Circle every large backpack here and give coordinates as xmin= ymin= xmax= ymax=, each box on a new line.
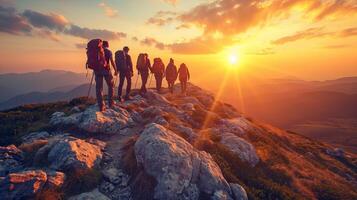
xmin=136 ymin=53 xmax=146 ymax=71
xmin=179 ymin=63 xmax=188 ymax=80
xmin=153 ymin=58 xmax=164 ymax=74
xmin=115 ymin=50 xmax=124 ymax=71
xmin=86 ymin=39 xmax=106 ymax=71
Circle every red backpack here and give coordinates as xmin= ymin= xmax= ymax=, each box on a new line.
xmin=86 ymin=39 xmax=106 ymax=71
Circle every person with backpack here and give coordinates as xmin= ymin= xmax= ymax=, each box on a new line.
xmin=165 ymin=58 xmax=178 ymax=94
xmin=136 ymin=53 xmax=152 ymax=95
xmin=115 ymin=46 xmax=133 ymax=101
xmin=152 ymin=58 xmax=165 ymax=92
xmin=178 ymin=63 xmax=190 ymax=95
xmin=86 ymin=39 xmax=115 ymax=112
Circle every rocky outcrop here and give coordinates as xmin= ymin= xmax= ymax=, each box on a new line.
xmin=47 ymin=138 xmax=103 ymax=171
xmin=218 ymin=117 xmax=254 ymax=135
xmin=21 ymin=131 xmax=50 ymax=144
xmin=220 ymin=133 xmax=259 ymax=166
xmin=34 ymin=136 xmax=103 ymax=171
xmin=0 ymin=170 xmax=47 ymax=200
xmin=0 ymin=145 xmax=23 ymax=176
xmin=135 ymin=123 xmax=245 ymax=199
xmin=50 ymin=105 xmax=133 ymax=134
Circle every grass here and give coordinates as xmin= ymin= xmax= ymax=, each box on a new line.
xmin=121 ymin=136 xmax=156 ymax=200
xmin=0 ymin=97 xmax=95 ymax=146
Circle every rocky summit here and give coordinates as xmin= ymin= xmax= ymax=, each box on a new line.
xmin=0 ymin=83 xmax=356 ymax=200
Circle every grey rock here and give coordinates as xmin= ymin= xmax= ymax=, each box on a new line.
xmin=220 ymin=133 xmax=259 ymax=166
xmin=211 ymin=190 xmax=233 ymax=200
xmin=68 ymin=188 xmax=110 ymax=200
xmin=230 ymin=183 xmax=248 ymax=200
xmin=46 ymin=138 xmax=103 ymax=171
xmin=0 ymin=145 xmax=23 ymax=176
xmin=0 ymin=170 xmax=47 ymax=200
xmin=71 ymin=106 xmax=81 ymax=113
xmin=135 ymin=123 xmax=234 ymax=199
xmin=21 ymin=131 xmax=50 ymax=144
xmin=99 ymin=181 xmax=115 ymax=193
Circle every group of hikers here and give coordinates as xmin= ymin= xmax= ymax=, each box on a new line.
xmin=86 ymin=39 xmax=190 ymax=111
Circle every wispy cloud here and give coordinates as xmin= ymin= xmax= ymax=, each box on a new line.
xmin=140 ymin=37 xmax=166 ymax=50
xmin=0 ymin=6 xmax=127 ymax=43
xmin=146 ymin=11 xmax=177 ymax=26
xmin=98 ymin=2 xmax=119 ymax=18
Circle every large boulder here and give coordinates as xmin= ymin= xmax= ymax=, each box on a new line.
xmin=229 ymin=183 xmax=248 ymax=200
xmin=135 ymin=123 xmax=236 ymax=199
xmin=0 ymin=145 xmax=23 ymax=176
xmin=50 ymin=105 xmax=133 ymax=134
xmin=0 ymin=170 xmax=47 ymax=200
xmin=47 ymin=138 xmax=103 ymax=171
xmin=21 ymin=131 xmax=50 ymax=144
xmin=218 ymin=117 xmax=255 ymax=135
xmin=220 ymin=133 xmax=259 ymax=166
xmin=34 ymin=137 xmax=103 ymax=171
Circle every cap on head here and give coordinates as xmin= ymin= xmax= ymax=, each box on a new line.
xmin=123 ymin=46 xmax=129 ymax=52
xmin=103 ymin=41 xmax=109 ymax=48
xmin=170 ymin=58 xmax=174 ymax=62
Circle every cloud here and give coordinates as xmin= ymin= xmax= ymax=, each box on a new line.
xmin=168 ymin=36 xmax=232 ymax=54
xmin=339 ymin=27 xmax=357 ymax=37
xmin=140 ymin=37 xmax=166 ymax=50
xmin=147 ymin=0 xmax=357 ymax=54
xmin=131 ymin=36 xmax=139 ymax=41
xmin=162 ymin=0 xmax=179 ymax=5
xmin=245 ymin=48 xmax=275 ymax=55
xmin=98 ymin=2 xmax=118 ymax=18
xmin=147 ymin=11 xmax=177 ymax=26
xmin=22 ymin=9 xmax=69 ymax=31
xmin=0 ymin=6 xmax=127 ymax=44
xmin=272 ymin=27 xmax=329 ymax=45
xmin=323 ymin=44 xmax=350 ymax=49
xmin=64 ymin=25 xmax=126 ymax=40
xmin=0 ymin=6 xmax=32 ymax=34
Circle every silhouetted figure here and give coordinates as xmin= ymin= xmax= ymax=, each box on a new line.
xmin=178 ymin=63 xmax=190 ymax=95
xmin=165 ymin=58 xmax=178 ymax=94
xmin=152 ymin=58 xmax=165 ymax=92
xmin=86 ymin=39 xmax=115 ymax=111
xmin=115 ymin=46 xmax=133 ymax=101
xmin=137 ymin=53 xmax=152 ymax=95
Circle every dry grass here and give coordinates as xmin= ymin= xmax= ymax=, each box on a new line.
xmin=121 ymin=136 xmax=156 ymax=200
xmin=35 ymin=188 xmax=64 ymax=200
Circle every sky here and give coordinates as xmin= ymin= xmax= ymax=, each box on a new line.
xmin=0 ymin=0 xmax=356 ymax=81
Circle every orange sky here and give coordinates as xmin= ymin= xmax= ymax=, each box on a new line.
xmin=0 ymin=0 xmax=356 ymax=81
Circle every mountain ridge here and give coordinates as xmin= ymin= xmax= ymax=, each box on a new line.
xmin=0 ymin=83 xmax=356 ymax=200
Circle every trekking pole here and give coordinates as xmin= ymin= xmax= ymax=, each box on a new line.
xmin=87 ymin=72 xmax=94 ymax=98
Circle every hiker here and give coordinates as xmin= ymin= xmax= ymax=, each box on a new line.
xmin=86 ymin=39 xmax=115 ymax=111
xmin=165 ymin=58 xmax=178 ymax=93
xmin=115 ymin=46 xmax=133 ymax=101
xmin=178 ymin=63 xmax=190 ymax=95
xmin=152 ymin=58 xmax=165 ymax=92
xmin=136 ymin=53 xmax=152 ymax=95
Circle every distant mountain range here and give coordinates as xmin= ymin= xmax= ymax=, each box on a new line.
xmin=0 ymin=70 xmax=88 ymax=102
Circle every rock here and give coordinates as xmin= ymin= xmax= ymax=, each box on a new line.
xmin=0 ymin=145 xmax=23 ymax=176
xmin=218 ymin=117 xmax=253 ymax=135
xmin=181 ymin=103 xmax=195 ymax=112
xmin=230 ymin=183 xmax=248 ymax=200
xmin=146 ymin=90 xmax=171 ymax=105
xmin=171 ymin=123 xmax=197 ymax=142
xmin=220 ymin=133 xmax=259 ymax=166
xmin=326 ymin=148 xmax=345 ymax=158
xmin=21 ymin=131 xmax=50 ymax=144
xmin=68 ymin=188 xmax=110 ymax=200
xmin=141 ymin=106 xmax=165 ymax=119
xmin=102 ymin=168 xmax=121 ymax=184
xmin=180 ymin=183 xmax=199 ymax=200
xmin=46 ymin=138 xmax=103 ymax=171
xmin=110 ymin=186 xmax=132 ymax=200
xmin=71 ymin=106 xmax=81 ymax=113
xmin=211 ymin=190 xmax=233 ymax=200
xmin=99 ymin=181 xmax=115 ymax=193
xmin=135 ymin=123 xmax=234 ymax=199
xmin=50 ymin=105 xmax=132 ymax=134
xmin=46 ymin=171 xmax=65 ymax=188
xmin=0 ymin=170 xmax=47 ymax=200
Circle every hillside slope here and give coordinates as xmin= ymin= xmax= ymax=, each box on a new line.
xmin=0 ymin=83 xmax=356 ymax=200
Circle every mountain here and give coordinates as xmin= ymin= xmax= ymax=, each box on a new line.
xmin=0 ymin=70 xmax=88 ymax=102
xmin=0 ymin=84 xmax=93 ymax=111
xmin=0 ymin=83 xmax=356 ymax=200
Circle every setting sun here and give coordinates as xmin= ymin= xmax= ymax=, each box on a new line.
xmin=229 ymin=54 xmax=239 ymax=65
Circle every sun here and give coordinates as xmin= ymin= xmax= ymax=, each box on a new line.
xmin=229 ymin=54 xmax=239 ymax=65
